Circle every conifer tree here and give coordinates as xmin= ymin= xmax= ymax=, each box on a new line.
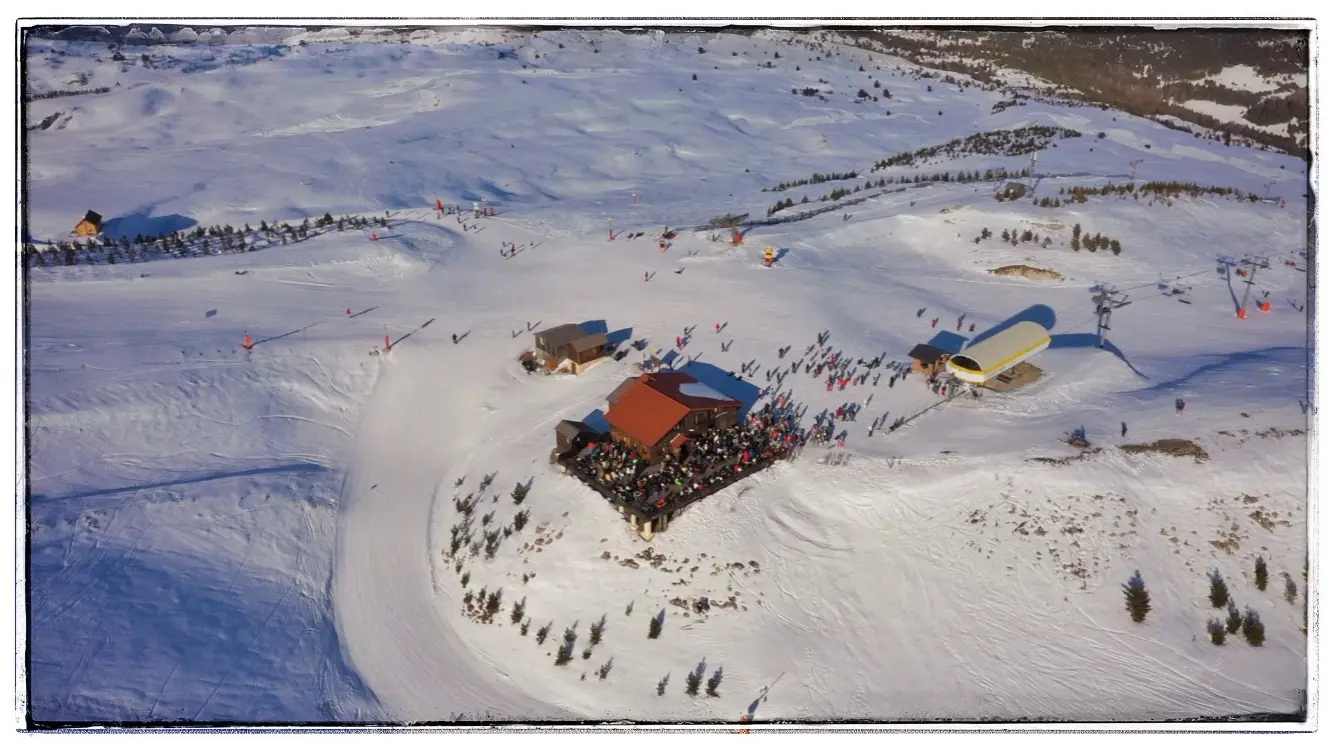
xmin=706 ymin=667 xmax=724 ymax=697
xmin=511 ymin=482 xmax=528 ymax=504
xmin=1209 ymin=569 xmax=1230 ymax=608
xmin=1226 ymin=599 xmax=1242 ymax=633
xmin=1284 ymin=573 xmax=1299 ymax=604
xmin=512 ymin=509 xmax=529 ymax=532
xmin=510 ymin=596 xmax=526 ymax=625
xmin=1206 ymin=618 xmax=1226 ymax=645
xmin=1123 ymin=570 xmax=1151 ymax=623
xmin=1254 ymin=556 xmax=1268 ymax=591
xmin=685 ymin=666 xmax=703 ymax=696
xmin=589 ymin=614 xmax=607 ymax=646
xmin=648 ymin=612 xmax=663 ymax=639
xmin=1241 ymin=608 xmax=1265 ymax=646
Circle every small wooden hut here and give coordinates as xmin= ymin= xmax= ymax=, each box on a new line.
xmin=73 ymin=211 xmax=102 ymax=237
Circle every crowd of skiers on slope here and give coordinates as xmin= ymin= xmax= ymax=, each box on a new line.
xmin=566 ymin=406 xmax=806 ymax=511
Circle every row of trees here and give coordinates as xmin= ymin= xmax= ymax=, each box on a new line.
xmin=975 ymin=227 xmax=1053 ymax=249
xmin=768 ymin=167 xmax=1034 ymax=217
xmin=869 ymin=126 xmax=1082 ymax=172
xmin=764 ymin=170 xmax=860 ymax=193
xmin=24 ymin=212 xmax=391 ymax=269
xmin=24 ymin=85 xmax=110 ymax=101
xmin=1070 ymin=223 xmax=1123 ymax=255
xmin=1059 ymin=181 xmax=1264 ymax=204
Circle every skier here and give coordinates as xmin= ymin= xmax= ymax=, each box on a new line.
xmin=1121 ymin=421 xmax=1128 ymax=437
xmin=451 ymin=333 xmax=458 ymax=345
xmin=931 ymin=318 xmax=939 ymax=328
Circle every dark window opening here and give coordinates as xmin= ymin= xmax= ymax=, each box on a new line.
xmin=950 ymin=355 xmax=983 ymax=372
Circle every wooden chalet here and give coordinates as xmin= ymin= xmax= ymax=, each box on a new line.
xmin=533 ymin=323 xmax=611 ymax=374
xmin=908 ymin=342 xmax=950 ymax=377
xmin=73 ymin=210 xmax=102 ymax=237
xmin=603 ymin=370 xmax=741 ymax=462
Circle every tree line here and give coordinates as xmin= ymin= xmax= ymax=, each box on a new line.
xmin=24 ymin=212 xmax=390 ymax=268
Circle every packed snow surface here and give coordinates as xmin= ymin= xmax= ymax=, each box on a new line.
xmin=24 ymin=28 xmax=1310 ymax=723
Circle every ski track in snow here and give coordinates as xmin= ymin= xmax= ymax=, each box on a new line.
xmin=22 ymin=28 xmax=1310 ymax=723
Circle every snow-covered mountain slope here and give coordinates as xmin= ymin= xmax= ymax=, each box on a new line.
xmin=22 ymin=28 xmax=1311 ymax=723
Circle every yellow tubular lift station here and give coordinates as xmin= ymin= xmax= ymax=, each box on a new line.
xmin=945 ymin=321 xmax=1051 ymax=384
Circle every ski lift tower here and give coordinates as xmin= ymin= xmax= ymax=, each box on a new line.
xmin=1092 ymin=283 xmax=1132 ymax=349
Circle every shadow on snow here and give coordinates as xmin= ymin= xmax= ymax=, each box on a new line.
xmin=31 ymin=462 xmax=327 ymax=503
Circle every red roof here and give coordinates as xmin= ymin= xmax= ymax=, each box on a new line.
xmin=604 ymin=371 xmax=741 ymax=449
xmin=605 ymin=377 xmax=691 ymax=449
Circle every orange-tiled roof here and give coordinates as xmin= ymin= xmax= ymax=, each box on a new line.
xmin=605 ymin=376 xmax=691 ymax=449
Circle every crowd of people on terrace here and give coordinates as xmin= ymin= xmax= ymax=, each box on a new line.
xmin=566 ymin=403 xmax=806 ymax=511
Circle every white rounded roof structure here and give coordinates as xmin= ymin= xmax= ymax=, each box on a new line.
xmin=945 ymin=321 xmax=1051 ymax=384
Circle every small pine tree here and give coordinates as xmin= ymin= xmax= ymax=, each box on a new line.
xmin=1206 ymin=618 xmax=1227 ymax=645
xmin=535 ymin=621 xmax=552 ymax=645
xmin=657 ymin=674 xmax=669 ymax=696
xmin=706 ymin=667 xmax=724 ymax=697
xmin=685 ymin=668 xmax=702 ymax=696
xmin=510 ymin=596 xmax=527 ymax=625
xmin=589 ymin=614 xmax=607 ymax=646
xmin=555 ymin=644 xmax=573 ymax=666
xmin=597 ymin=657 xmax=614 ymax=680
xmin=1285 ymin=573 xmax=1299 ymax=604
xmin=1209 ymin=569 xmax=1230 ymax=608
xmin=648 ymin=612 xmax=663 ymax=639
xmin=1241 ymin=608 xmax=1265 ymax=646
xmin=1226 ymin=599 xmax=1242 ymax=633
xmin=460 ymin=571 xmax=470 ymax=587
xmin=1123 ymin=570 xmax=1151 ymax=623
xmin=582 ymin=648 xmax=592 ymax=660
xmin=1254 ymin=556 xmax=1268 ymax=591
xmin=520 ymin=618 xmax=531 ymax=636
xmin=512 ymin=509 xmax=529 ymax=532
xmin=511 ymin=482 xmax=528 ymax=504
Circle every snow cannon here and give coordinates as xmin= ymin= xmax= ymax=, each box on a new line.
xmin=1237 ymin=308 xmax=1248 ymax=319
xmin=1259 ymin=300 xmax=1272 ymax=313
xmin=242 ymin=333 xmax=253 ymax=350
xmin=763 ymin=247 xmax=775 ymax=267
xmin=731 ymin=227 xmax=744 ymax=246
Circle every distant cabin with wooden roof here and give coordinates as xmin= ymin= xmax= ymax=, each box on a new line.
xmin=533 ymin=323 xmax=611 ymax=374
xmin=908 ymin=342 xmax=950 ymax=377
xmin=603 ymin=370 xmax=741 ymax=461
xmin=73 ymin=211 xmax=102 ymax=237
